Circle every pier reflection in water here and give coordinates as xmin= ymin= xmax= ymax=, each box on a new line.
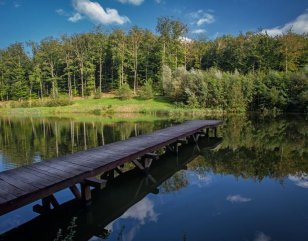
xmin=0 ymin=115 xmax=307 ymax=241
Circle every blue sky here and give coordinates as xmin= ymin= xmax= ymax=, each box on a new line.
xmin=0 ymin=0 xmax=307 ymax=48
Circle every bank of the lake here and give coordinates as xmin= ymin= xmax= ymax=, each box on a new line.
xmin=0 ymin=96 xmax=226 ymax=116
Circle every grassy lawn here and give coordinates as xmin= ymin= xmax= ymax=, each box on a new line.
xmin=0 ymin=95 xmax=224 ymax=117
xmin=73 ymin=96 xmax=174 ymax=112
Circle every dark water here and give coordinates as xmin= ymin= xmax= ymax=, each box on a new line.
xmin=0 ymin=114 xmax=307 ymax=241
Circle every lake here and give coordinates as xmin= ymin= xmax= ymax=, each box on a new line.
xmin=0 ymin=114 xmax=307 ymax=241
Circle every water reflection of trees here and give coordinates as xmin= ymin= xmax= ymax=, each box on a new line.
xmin=0 ymin=116 xmax=167 ymax=169
xmin=198 ymin=115 xmax=307 ymax=181
xmin=0 ymin=115 xmax=306 ymax=181
xmin=160 ymin=115 xmax=307 ymax=192
xmin=160 ymin=171 xmax=189 ymax=193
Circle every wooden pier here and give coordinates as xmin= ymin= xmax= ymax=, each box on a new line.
xmin=0 ymin=120 xmax=222 ymax=216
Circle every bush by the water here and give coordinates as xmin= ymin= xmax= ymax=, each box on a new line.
xmin=139 ymin=79 xmax=154 ymax=99
xmin=45 ymin=97 xmax=72 ymax=107
xmin=10 ymin=96 xmax=72 ymax=108
xmin=161 ymin=65 xmax=308 ymax=113
xmin=117 ymin=83 xmax=133 ymax=100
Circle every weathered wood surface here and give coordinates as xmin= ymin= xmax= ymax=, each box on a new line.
xmin=0 ymin=120 xmax=222 ymax=216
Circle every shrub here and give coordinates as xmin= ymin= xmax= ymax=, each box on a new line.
xmin=139 ymin=79 xmax=154 ymax=99
xmin=10 ymin=101 xmax=29 ymax=108
xmin=93 ymin=91 xmax=102 ymax=99
xmin=185 ymin=89 xmax=200 ymax=108
xmin=45 ymin=97 xmax=72 ymax=107
xmin=116 ymin=83 xmax=133 ymax=100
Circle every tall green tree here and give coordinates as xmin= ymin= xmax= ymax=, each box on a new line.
xmin=36 ymin=37 xmax=62 ymax=98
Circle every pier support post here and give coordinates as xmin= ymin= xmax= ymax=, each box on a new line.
xmin=192 ymin=133 xmax=200 ymax=143
xmin=81 ymin=183 xmax=91 ymax=202
xmin=100 ymin=170 xmax=115 ymax=181
xmin=85 ymin=178 xmax=106 ymax=190
xmin=33 ymin=194 xmax=59 ymax=214
xmin=70 ymin=185 xmax=81 ymax=199
xmin=133 ymin=153 xmax=157 ymax=173
xmin=166 ymin=143 xmax=179 ymax=154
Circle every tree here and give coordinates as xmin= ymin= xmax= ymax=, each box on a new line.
xmin=92 ymin=27 xmax=107 ymax=93
xmin=12 ymin=60 xmax=29 ymax=100
xmin=71 ymin=34 xmax=90 ymax=97
xmin=0 ymin=43 xmax=30 ymax=100
xmin=62 ymin=35 xmax=74 ymax=99
xmin=139 ymin=78 xmax=154 ymax=99
xmin=109 ymin=30 xmax=127 ymax=88
xmin=36 ymin=37 xmax=62 ymax=98
xmin=29 ymin=64 xmax=43 ymax=99
xmin=128 ymin=26 xmax=143 ymax=94
xmin=278 ymin=31 xmax=306 ymax=72
xmin=156 ymin=17 xmax=188 ymax=69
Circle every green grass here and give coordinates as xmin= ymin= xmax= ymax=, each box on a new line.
xmin=0 ymin=96 xmax=225 ymax=116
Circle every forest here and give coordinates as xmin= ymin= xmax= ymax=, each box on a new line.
xmin=0 ymin=17 xmax=307 ymax=112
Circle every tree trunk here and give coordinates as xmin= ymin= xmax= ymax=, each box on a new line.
xmin=121 ymin=55 xmax=124 ymax=86
xmin=66 ymin=55 xmax=73 ymax=100
xmin=175 ymin=48 xmax=178 ymax=68
xmin=134 ymin=47 xmax=138 ymax=94
xmin=99 ymin=56 xmax=102 ymax=93
xmin=285 ymin=46 xmax=288 ymax=73
xmin=29 ymin=84 xmax=32 ymax=107
xmin=40 ymin=80 xmax=43 ymax=99
xmin=50 ymin=64 xmax=56 ymax=99
xmin=73 ymin=71 xmax=77 ymax=96
xmin=80 ymin=62 xmax=84 ymax=98
xmin=163 ymin=41 xmax=166 ymax=65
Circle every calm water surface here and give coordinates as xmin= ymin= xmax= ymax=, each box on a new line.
xmin=0 ymin=114 xmax=307 ymax=241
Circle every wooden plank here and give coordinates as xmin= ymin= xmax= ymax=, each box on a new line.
xmin=42 ymin=160 xmax=87 ymax=175
xmin=39 ymin=161 xmax=81 ymax=176
xmin=27 ymin=163 xmax=72 ymax=179
xmin=22 ymin=166 xmax=65 ymax=182
xmin=6 ymin=169 xmax=51 ymax=188
xmin=0 ymin=172 xmax=38 ymax=193
xmin=25 ymin=165 xmax=64 ymax=179
xmin=0 ymin=179 xmax=26 ymax=199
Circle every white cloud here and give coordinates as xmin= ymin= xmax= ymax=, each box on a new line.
xmin=190 ymin=10 xmax=215 ymax=26
xmin=71 ymin=0 xmax=130 ymax=25
xmin=192 ymin=29 xmax=206 ymax=34
xmin=68 ymin=13 xmax=83 ymax=22
xmin=197 ymin=14 xmax=214 ymax=26
xmin=254 ymin=232 xmax=271 ymax=241
xmin=179 ymin=36 xmax=193 ymax=43
xmin=262 ymin=10 xmax=308 ymax=36
xmin=289 ymin=173 xmax=308 ymax=188
xmin=117 ymin=0 xmax=144 ymax=5
xmin=226 ymin=194 xmax=251 ymax=203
